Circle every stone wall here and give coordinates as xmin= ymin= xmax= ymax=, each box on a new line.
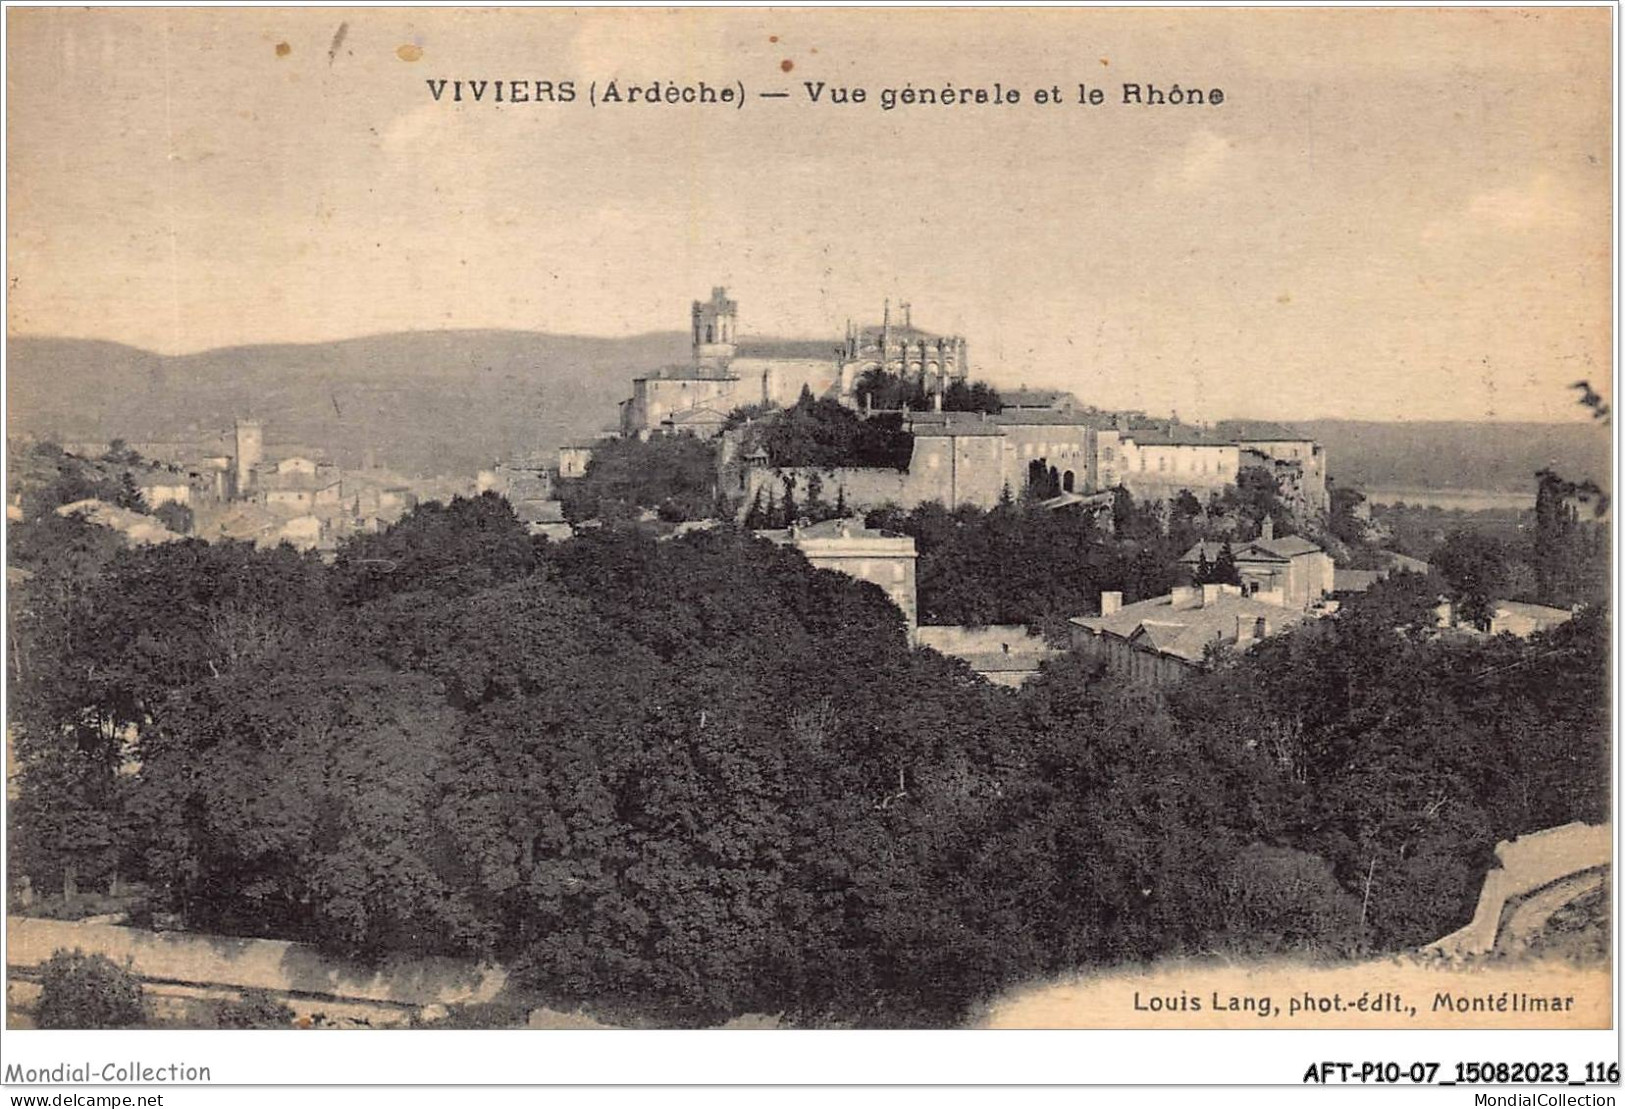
xmin=1425 ymin=822 xmax=1612 ymax=957
xmin=6 ymin=916 xmax=505 ymax=1026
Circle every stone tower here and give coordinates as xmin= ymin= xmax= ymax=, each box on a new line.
xmin=691 ymin=287 xmax=738 ymax=373
xmin=233 ymin=418 xmax=263 ymax=499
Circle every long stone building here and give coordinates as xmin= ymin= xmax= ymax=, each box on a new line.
xmin=616 ymin=287 xmax=1329 ymax=518
xmin=734 ymin=410 xmax=1327 ymax=517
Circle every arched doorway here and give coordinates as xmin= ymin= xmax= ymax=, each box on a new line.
xmin=1063 ymin=470 xmax=1075 ymax=493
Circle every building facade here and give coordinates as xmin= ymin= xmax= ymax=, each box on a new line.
xmin=754 ymin=517 xmax=918 ymax=639
xmin=621 ymin=288 xmax=969 ymax=438
xmin=1178 ymin=519 xmax=1335 ymax=611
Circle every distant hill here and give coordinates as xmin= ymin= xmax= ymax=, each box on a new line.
xmin=8 ymin=337 xmax=1610 ymax=494
xmin=1296 ymin=419 xmax=1612 ymax=495
xmin=6 ymin=331 xmax=690 ymax=477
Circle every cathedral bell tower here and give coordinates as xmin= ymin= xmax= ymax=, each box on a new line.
xmin=691 ymin=287 xmax=738 ymax=373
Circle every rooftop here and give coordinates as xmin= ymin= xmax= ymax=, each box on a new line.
xmin=1001 ymin=388 xmax=1079 ymax=409
xmin=1071 ymin=586 xmax=1311 ymax=664
xmin=1179 ymin=533 xmax=1325 ymax=565
xmin=755 ymin=517 xmax=915 ymax=547
xmin=1214 ymin=420 xmax=1310 ymax=442
xmin=1123 ymin=424 xmax=1231 ymax=447
xmin=733 ymin=338 xmax=845 ymax=361
xmin=993 ymin=410 xmax=1114 ymax=428
xmin=910 ymin=411 xmax=1005 ymax=437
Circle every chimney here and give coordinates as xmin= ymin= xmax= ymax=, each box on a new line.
xmin=1261 ymin=516 xmax=1275 ymax=541
xmin=1100 ymin=591 xmax=1122 ymax=616
xmin=1201 ymin=583 xmax=1222 ymax=606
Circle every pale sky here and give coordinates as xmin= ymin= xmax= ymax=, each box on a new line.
xmin=6 ymin=7 xmax=1613 ymax=422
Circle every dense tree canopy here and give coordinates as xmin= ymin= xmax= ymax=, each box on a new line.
xmin=739 ymin=391 xmax=915 ymax=471
xmin=6 ymin=479 xmax=1610 ymax=1027
xmin=557 ymin=436 xmax=723 ymax=524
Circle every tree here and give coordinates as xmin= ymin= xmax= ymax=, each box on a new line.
xmin=1193 ymin=548 xmax=1214 ymax=585
xmin=216 ymin=989 xmax=295 ymax=1029
xmin=556 ymin=437 xmax=719 ymax=524
xmin=153 ymin=501 xmax=193 ymax=535
xmin=1212 ymin=542 xmax=1240 ymax=586
xmin=114 ymin=471 xmax=146 ymax=512
xmin=780 ymin=474 xmax=799 ymax=525
xmin=1431 ymin=530 xmax=1513 ymax=629
xmin=34 ymin=949 xmax=145 ymax=1029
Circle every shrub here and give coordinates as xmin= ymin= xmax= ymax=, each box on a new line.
xmin=216 ymin=989 xmax=295 ymax=1029
xmin=1216 ymin=846 xmax=1366 ymax=958
xmin=34 ymin=948 xmax=145 ymax=1029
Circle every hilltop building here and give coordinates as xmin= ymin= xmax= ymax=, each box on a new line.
xmin=616 ymin=288 xmax=1330 ymax=521
xmin=1216 ymin=420 xmax=1329 ymax=515
xmin=621 ymin=288 xmax=970 ymax=438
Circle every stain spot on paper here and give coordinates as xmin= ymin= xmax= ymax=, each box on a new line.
xmin=397 ymin=44 xmax=424 ymax=62
xmin=1100 ymin=57 xmax=1110 ymax=66
xmin=274 ymin=42 xmax=291 ymax=58
xmin=769 ymin=35 xmax=779 ymax=43
xmin=1277 ymin=293 xmax=1292 ymax=304
xmin=780 ymin=58 xmax=794 ymax=72
xmin=327 ymin=22 xmax=348 ymax=65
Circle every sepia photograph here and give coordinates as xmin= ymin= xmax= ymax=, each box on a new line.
xmin=1 ymin=3 xmax=1616 ymax=1095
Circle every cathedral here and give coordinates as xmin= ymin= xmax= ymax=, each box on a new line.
xmin=619 ymin=288 xmax=970 ymax=438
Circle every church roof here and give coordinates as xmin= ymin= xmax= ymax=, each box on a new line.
xmin=855 ymin=324 xmax=948 ymax=345
xmin=733 ymin=339 xmax=844 ymax=361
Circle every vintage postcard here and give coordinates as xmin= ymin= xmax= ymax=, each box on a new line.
xmin=2 ymin=3 xmax=1615 ymax=1093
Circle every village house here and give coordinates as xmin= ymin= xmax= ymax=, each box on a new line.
xmin=1178 ymin=519 xmax=1335 ymax=611
xmin=754 ymin=517 xmax=918 ymax=639
xmin=1069 ymin=584 xmax=1314 ymax=686
xmin=557 ymin=443 xmax=595 ymax=478
xmin=131 ymin=470 xmax=193 ymax=509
